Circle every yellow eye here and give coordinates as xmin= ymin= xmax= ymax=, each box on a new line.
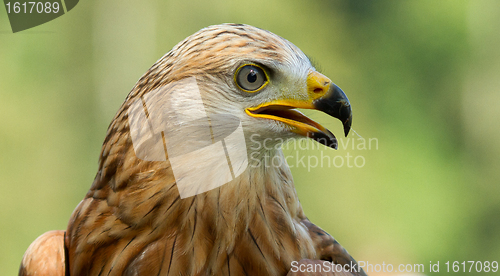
xmin=235 ymin=64 xmax=269 ymax=92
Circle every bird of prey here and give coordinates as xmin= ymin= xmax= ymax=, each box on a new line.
xmin=19 ymin=24 xmax=366 ymax=276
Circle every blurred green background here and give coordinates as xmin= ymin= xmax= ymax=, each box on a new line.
xmin=1 ymin=0 xmax=499 ymax=275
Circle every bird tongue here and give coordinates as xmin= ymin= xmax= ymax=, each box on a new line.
xmin=252 ymin=106 xmax=338 ymax=149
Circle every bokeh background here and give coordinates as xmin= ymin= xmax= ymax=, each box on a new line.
xmin=1 ymin=0 xmax=499 ymax=275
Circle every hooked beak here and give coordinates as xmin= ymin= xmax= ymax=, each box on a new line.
xmin=245 ymin=71 xmax=352 ymax=149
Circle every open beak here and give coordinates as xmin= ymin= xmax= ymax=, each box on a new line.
xmin=245 ymin=71 xmax=352 ymax=149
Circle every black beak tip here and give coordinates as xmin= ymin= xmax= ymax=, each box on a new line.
xmin=309 ymin=131 xmax=338 ymax=150
xmin=343 ymin=114 xmax=352 ymax=137
xmin=328 ymin=138 xmax=339 ymax=150
xmin=314 ymin=83 xmax=353 ymax=139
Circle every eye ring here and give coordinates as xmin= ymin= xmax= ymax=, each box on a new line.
xmin=234 ymin=64 xmax=269 ymax=93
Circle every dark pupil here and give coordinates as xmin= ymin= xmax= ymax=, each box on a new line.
xmin=247 ymin=70 xmax=258 ymax=83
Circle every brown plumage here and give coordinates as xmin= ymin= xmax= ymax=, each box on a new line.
xmin=19 ymin=24 xmax=365 ymax=276
xmin=19 ymin=230 xmax=66 ymax=276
